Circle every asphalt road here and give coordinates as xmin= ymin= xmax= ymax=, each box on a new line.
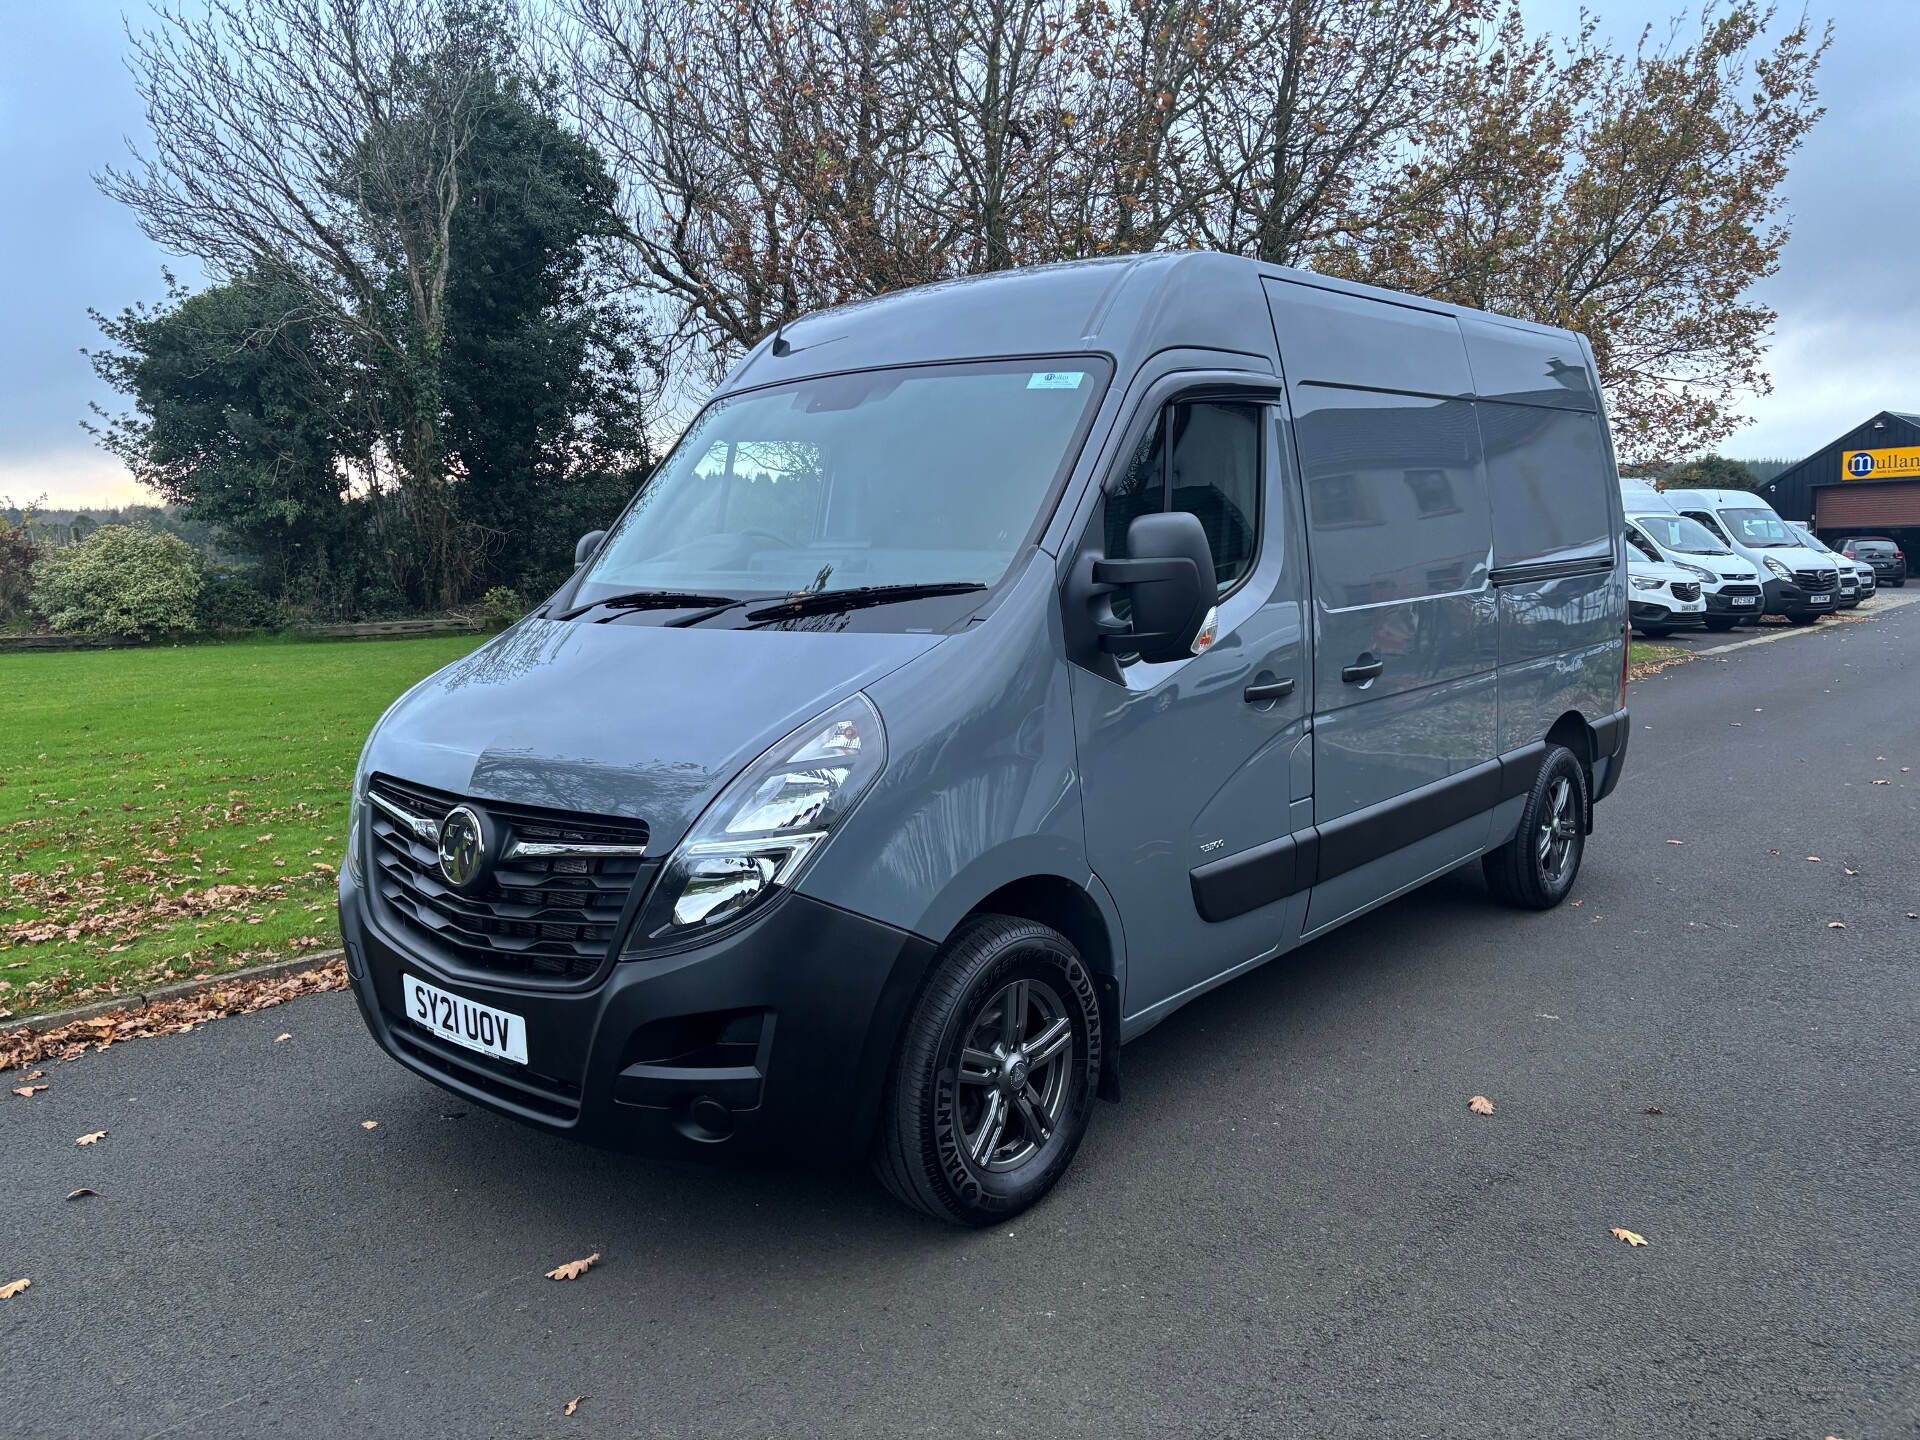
xmin=5 ymin=601 xmax=1918 ymax=1439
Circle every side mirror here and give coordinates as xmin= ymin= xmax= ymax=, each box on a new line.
xmin=1093 ymin=511 xmax=1215 ymax=663
xmin=574 ymin=530 xmax=607 ymax=567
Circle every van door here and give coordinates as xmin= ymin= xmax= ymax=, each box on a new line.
xmin=1264 ymin=280 xmax=1499 ymax=933
xmin=1066 ymin=377 xmax=1313 ymax=1027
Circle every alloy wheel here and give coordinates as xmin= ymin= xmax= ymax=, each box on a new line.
xmin=1537 ymin=775 xmax=1577 ymax=884
xmin=953 ymin=978 xmax=1074 ymax=1173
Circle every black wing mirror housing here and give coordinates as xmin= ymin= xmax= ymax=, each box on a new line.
xmin=574 ymin=530 xmax=608 ymax=567
xmin=1091 ymin=511 xmax=1215 ymax=664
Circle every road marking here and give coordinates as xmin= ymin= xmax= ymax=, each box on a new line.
xmin=1688 ymin=592 xmax=1920 ymax=658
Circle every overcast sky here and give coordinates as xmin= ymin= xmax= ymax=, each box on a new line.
xmin=4 ymin=0 xmax=1914 ymax=509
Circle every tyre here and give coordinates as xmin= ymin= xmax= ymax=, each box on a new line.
xmin=1788 ymin=613 xmax=1819 ymax=625
xmin=1634 ymin=624 xmax=1669 ymax=638
xmin=1483 ymin=744 xmax=1588 ymax=910
xmin=1894 ymin=578 xmax=1905 ymax=588
xmin=873 ymin=914 xmax=1102 ymax=1226
xmin=1703 ymin=616 xmax=1739 ymax=632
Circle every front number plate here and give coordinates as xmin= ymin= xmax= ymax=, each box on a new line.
xmin=402 ymin=973 xmax=528 ymax=1065
xmin=1809 ymin=593 xmax=1830 ymax=605
xmin=1731 ymin=595 xmax=1757 ymax=606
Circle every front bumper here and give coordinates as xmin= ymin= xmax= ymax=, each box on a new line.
xmin=339 ymin=868 xmax=935 ymax=1166
xmin=1762 ymin=577 xmax=1835 ymax=617
xmin=1630 ymin=598 xmax=1704 ymax=628
xmin=1703 ymin=587 xmax=1765 ymax=618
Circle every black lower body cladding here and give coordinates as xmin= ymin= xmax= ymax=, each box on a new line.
xmin=340 ymin=870 xmax=936 ymax=1165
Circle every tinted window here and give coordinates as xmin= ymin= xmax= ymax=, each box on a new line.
xmin=1852 ymin=540 xmax=1896 ymax=556
xmin=1625 ymin=524 xmax=1662 ymax=562
xmin=1106 ymin=400 xmax=1261 ymax=597
xmin=1293 ymin=389 xmax=1490 ymax=607
xmin=1479 ymin=404 xmax=1613 ymax=565
xmin=1680 ymin=510 xmax=1732 ymax=545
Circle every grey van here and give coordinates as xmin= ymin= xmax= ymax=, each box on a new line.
xmin=339 ymin=253 xmax=1631 ymax=1225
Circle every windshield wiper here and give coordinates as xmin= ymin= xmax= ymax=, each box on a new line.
xmin=743 ymin=582 xmax=988 ymax=624
xmin=550 ymin=590 xmax=742 ymax=623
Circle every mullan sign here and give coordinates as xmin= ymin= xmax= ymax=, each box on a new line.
xmin=1842 ymin=446 xmax=1920 ymax=480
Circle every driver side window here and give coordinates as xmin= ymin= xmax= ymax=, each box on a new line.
xmin=1682 ymin=510 xmax=1730 ymax=546
xmin=1105 ymin=400 xmax=1262 ymax=597
xmin=1625 ymin=526 xmax=1661 ymax=563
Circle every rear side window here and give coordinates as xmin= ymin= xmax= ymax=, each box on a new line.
xmin=1291 ymin=388 xmax=1491 ymax=607
xmin=1479 ymin=404 xmax=1613 ymax=565
xmin=1106 ymin=400 xmax=1261 ymax=597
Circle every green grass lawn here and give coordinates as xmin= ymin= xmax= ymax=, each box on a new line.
xmin=0 ymin=634 xmax=485 ymax=1020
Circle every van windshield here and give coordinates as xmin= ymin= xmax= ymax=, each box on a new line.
xmin=1631 ymin=514 xmax=1730 ymax=555
xmin=1720 ymin=508 xmax=1797 ymax=548
xmin=575 ymin=359 xmax=1110 ymax=605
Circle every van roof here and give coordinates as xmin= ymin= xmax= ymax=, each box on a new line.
xmin=719 ymin=251 xmax=1588 ymax=397
xmin=1658 ymin=488 xmax=1777 ymax=511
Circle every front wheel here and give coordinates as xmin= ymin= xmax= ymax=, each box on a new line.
xmin=1703 ymin=616 xmax=1739 ymax=632
xmin=873 ymin=915 xmax=1102 ymax=1226
xmin=1788 ymin=613 xmax=1820 ymax=626
xmin=1484 ymin=744 xmax=1588 ymax=910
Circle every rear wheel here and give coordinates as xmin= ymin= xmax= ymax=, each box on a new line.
xmin=1484 ymin=744 xmax=1588 ymax=910
xmin=873 ymin=915 xmax=1102 ymax=1226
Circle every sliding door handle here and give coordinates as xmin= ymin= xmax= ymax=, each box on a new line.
xmin=1341 ymin=654 xmax=1385 ymax=685
xmin=1243 ymin=677 xmax=1295 ymax=704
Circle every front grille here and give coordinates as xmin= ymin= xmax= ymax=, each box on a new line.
xmin=1794 ymin=567 xmax=1838 ymax=591
xmin=1670 ymin=581 xmax=1701 ymax=602
xmin=1717 ymin=583 xmax=1762 ymax=597
xmin=367 ymin=774 xmax=651 ymax=982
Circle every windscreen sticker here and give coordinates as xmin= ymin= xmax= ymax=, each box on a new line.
xmin=1027 ymin=371 xmax=1086 ymax=390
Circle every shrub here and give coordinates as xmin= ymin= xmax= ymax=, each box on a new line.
xmin=478 ymin=586 xmax=525 ymax=627
xmin=32 ymin=524 xmax=203 ymax=640
xmin=196 ymin=572 xmax=276 ymax=632
xmin=0 ymin=497 xmax=43 ymax=624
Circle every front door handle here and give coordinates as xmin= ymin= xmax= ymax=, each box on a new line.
xmin=1341 ymin=654 xmax=1385 ymax=685
xmin=1243 ymin=677 xmax=1295 ymax=704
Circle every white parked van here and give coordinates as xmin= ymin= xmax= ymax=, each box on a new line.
xmin=1658 ymin=488 xmax=1839 ymax=624
xmin=1625 ymin=553 xmax=1706 ymax=635
xmin=1620 ymin=488 xmax=1764 ymax=631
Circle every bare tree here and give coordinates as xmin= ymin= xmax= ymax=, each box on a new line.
xmin=99 ymin=0 xmax=512 ymax=604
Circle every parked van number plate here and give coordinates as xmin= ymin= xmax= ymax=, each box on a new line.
xmin=402 ymin=973 xmax=528 ymax=1065
xmin=1730 ymin=595 xmax=1757 ymax=606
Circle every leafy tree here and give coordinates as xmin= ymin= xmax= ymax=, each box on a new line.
xmin=0 ymin=496 xmax=45 ymax=625
xmin=88 ymin=271 xmax=364 ymax=597
xmin=437 ymin=79 xmax=656 ymax=598
xmin=32 ymin=525 xmax=204 ymax=640
xmin=1657 ymin=455 xmax=1762 ymax=494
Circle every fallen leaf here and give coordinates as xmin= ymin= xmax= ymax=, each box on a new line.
xmin=1844 ymin=869 xmax=1858 ymax=876
xmin=1643 ymin=1106 xmax=1664 ymax=1116
xmin=546 ymin=1252 xmax=601 ymax=1281
xmin=1871 ymin=779 xmax=1889 ymax=785
xmin=1468 ymin=1095 xmax=1494 ymax=1115
xmin=565 ymin=1397 xmax=587 ymax=1416
xmin=361 ymin=1120 xmax=378 ymax=1130
xmin=0 ymin=1278 xmax=28 ymax=1299
xmin=1665 ymin=839 xmax=1685 ymax=845
xmin=1569 ymin=900 xmax=1583 ymax=907
xmin=1768 ymin=850 xmax=1780 ymax=856
xmin=1730 ymin=721 xmax=1741 ymax=726
xmin=12 ymin=1084 xmax=48 ymax=1097
xmin=275 ymin=1034 xmax=292 ymax=1043
xmin=65 ymin=1188 xmax=98 ymax=1201
xmin=76 ymin=1131 xmax=107 ymax=1146
xmin=1806 ymin=856 xmax=1821 ymax=863
xmin=1610 ymin=1228 xmax=1648 ymax=1247
xmin=1827 ymin=922 xmax=1846 ymax=929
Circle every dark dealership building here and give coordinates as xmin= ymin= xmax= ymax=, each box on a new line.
xmin=1761 ymin=411 xmax=1920 ymax=553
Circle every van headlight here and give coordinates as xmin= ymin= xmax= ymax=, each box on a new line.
xmin=1630 ymin=575 xmax=1664 ymax=591
xmin=1763 ymin=555 xmax=1792 ymax=580
xmin=624 ymin=694 xmax=886 ymax=954
xmin=1678 ymin=561 xmax=1715 ymax=582
xmin=346 ymin=786 xmax=364 ymax=885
